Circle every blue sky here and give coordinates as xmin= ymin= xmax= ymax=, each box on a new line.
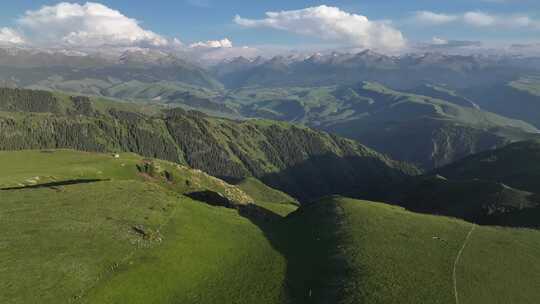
xmin=0 ymin=0 xmax=538 ymax=49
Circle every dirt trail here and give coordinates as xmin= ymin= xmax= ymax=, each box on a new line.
xmin=453 ymin=224 xmax=476 ymax=304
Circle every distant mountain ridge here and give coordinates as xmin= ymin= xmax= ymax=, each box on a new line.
xmin=0 ymin=47 xmax=223 ymax=90
xmin=213 ymin=51 xmax=540 ymax=89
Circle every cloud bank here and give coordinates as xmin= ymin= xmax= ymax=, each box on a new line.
xmin=414 ymin=10 xmax=540 ymax=29
xmin=428 ymin=37 xmax=482 ymax=48
xmin=414 ymin=11 xmax=458 ymax=25
xmin=235 ymin=5 xmax=406 ymax=51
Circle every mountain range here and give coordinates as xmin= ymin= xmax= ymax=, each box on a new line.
xmin=2 ymin=86 xmax=540 ymax=229
xmin=2 ymin=47 xmax=540 ymax=170
xmin=2 ymin=55 xmax=540 ymax=303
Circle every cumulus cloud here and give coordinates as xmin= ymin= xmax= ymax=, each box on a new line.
xmin=414 ymin=11 xmax=458 ymax=25
xmin=189 ymin=38 xmax=233 ymax=48
xmin=413 ymin=10 xmax=540 ymax=29
xmin=0 ymin=27 xmax=25 ymax=45
xmin=17 ymin=2 xmax=168 ymax=47
xmin=234 ymin=5 xmax=406 ymax=51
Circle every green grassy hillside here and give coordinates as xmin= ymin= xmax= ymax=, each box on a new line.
xmin=234 ymin=177 xmax=299 ymax=216
xmin=0 ymin=87 xmax=418 ymax=201
xmin=0 ymin=149 xmax=295 ymax=304
xmin=286 ymin=197 xmax=540 ymax=303
xmin=1 ymin=150 xmax=539 ymax=303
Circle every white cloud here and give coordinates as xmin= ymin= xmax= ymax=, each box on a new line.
xmin=432 ymin=37 xmax=449 ymax=45
xmin=172 ymin=38 xmax=183 ymax=47
xmin=189 ymin=38 xmax=233 ymax=48
xmin=234 ymin=5 xmax=406 ymax=51
xmin=413 ymin=10 xmax=540 ymax=29
xmin=424 ymin=37 xmax=482 ymax=49
xmin=17 ymin=2 xmax=168 ymax=47
xmin=0 ymin=27 xmax=25 ymax=45
xmin=463 ymin=12 xmax=496 ymax=27
xmin=414 ymin=11 xmax=458 ymax=24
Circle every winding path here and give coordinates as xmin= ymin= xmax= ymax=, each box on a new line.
xmin=453 ymin=224 xmax=476 ymax=304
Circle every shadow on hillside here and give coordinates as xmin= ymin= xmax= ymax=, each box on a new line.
xmin=252 ymin=153 xmax=410 ymax=202
xmin=242 ymin=202 xmax=350 ymax=304
xmin=0 ymin=179 xmax=109 ymax=191
xmin=387 ymin=176 xmax=540 ymax=229
xmin=188 ymin=192 xmax=345 ymax=303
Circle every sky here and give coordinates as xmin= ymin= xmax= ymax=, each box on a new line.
xmin=0 ymin=0 xmax=539 ymax=52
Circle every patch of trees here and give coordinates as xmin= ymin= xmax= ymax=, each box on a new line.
xmin=0 ymin=88 xmax=60 ymax=113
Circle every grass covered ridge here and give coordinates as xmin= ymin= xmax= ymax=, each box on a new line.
xmin=0 ymin=150 xmax=296 ymax=304
xmin=1 ymin=150 xmax=539 ymax=303
xmin=284 ymin=197 xmax=540 ymax=303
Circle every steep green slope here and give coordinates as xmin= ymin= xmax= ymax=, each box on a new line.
xmin=0 ymin=150 xmax=295 ymax=304
xmin=234 ymin=177 xmax=299 ymax=216
xmin=286 ymin=197 xmax=540 ymax=304
xmin=0 ymin=88 xmax=418 ymax=200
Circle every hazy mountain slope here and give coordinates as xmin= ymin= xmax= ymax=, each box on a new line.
xmin=338 ymin=118 xmax=510 ymax=169
xmin=391 ymin=140 xmax=540 ymax=228
xmin=0 ymin=88 xmax=418 ymax=200
xmin=324 ymin=82 xmax=540 ymax=169
xmin=396 ymin=175 xmax=540 ymax=228
xmin=0 ymin=49 xmax=223 ymax=94
xmin=434 ymin=140 xmax=540 ymax=193
xmin=224 ymin=82 xmax=539 ymax=169
xmin=462 ymin=77 xmax=540 ymax=128
xmin=409 ymin=84 xmax=480 ymax=109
